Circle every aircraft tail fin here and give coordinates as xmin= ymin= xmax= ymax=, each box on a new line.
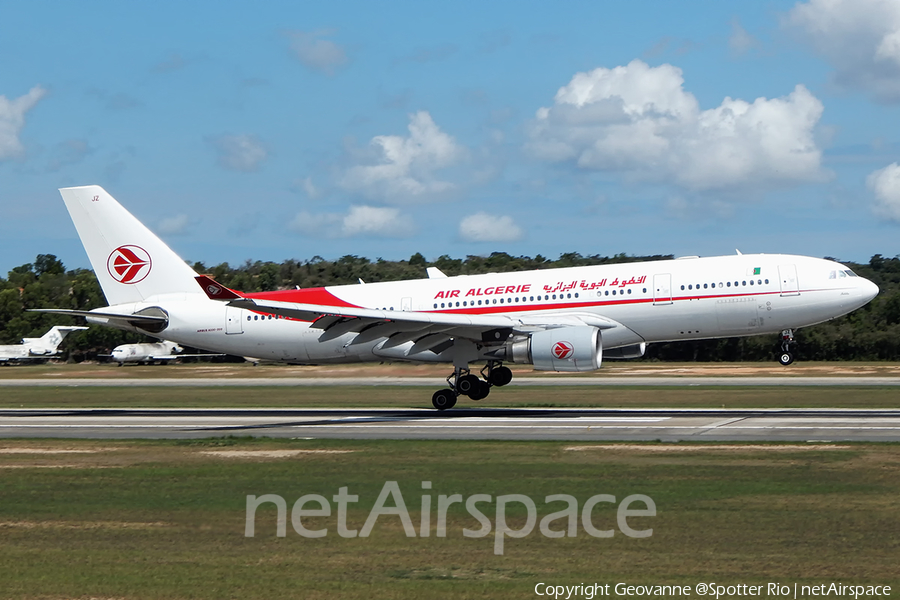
xmin=59 ymin=186 xmax=200 ymax=306
xmin=22 ymin=326 xmax=88 ymax=353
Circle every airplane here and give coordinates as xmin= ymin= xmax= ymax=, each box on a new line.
xmin=103 ymin=340 xmax=224 ymax=366
xmin=35 ymin=185 xmax=879 ymax=409
xmin=0 ymin=325 xmax=88 ymax=364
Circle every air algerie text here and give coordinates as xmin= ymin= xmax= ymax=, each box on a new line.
xmin=435 ymin=285 xmax=531 ymax=299
xmin=432 ymin=275 xmax=647 ymax=300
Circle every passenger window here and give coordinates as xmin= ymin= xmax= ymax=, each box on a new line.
xmin=727 ymin=282 xmax=731 ymax=287
xmin=681 ymin=285 xmax=685 ymax=290
xmin=703 ymin=283 xmax=708 ymax=289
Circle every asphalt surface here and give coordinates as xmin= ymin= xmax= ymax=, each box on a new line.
xmin=3 ymin=407 xmax=900 ymax=441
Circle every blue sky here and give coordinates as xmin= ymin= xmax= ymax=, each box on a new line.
xmin=2 ymin=0 xmax=900 ymax=276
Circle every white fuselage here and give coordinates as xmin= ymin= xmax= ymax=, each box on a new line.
xmin=109 ymin=341 xmax=182 ymax=364
xmin=85 ymin=254 xmax=878 ymax=366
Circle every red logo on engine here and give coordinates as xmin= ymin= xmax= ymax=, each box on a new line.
xmin=552 ymin=341 xmax=574 ymax=360
xmin=107 ymin=245 xmax=152 ymax=284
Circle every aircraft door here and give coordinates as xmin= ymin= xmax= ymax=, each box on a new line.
xmin=778 ymin=264 xmax=800 ymax=297
xmin=401 ymin=297 xmax=412 ymax=311
xmin=226 ymin=306 xmax=244 ymax=334
xmin=653 ymin=274 xmax=673 ymax=305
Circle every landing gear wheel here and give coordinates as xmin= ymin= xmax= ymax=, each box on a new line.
xmin=488 ymin=366 xmax=512 ymax=387
xmin=432 ymin=389 xmax=457 ymax=410
xmin=457 ymin=374 xmax=481 ymax=396
xmin=778 ymin=329 xmax=796 ymax=366
xmin=468 ymin=380 xmax=491 ymax=401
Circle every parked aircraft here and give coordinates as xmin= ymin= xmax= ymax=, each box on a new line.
xmin=37 ymin=186 xmax=879 ymax=409
xmin=0 ymin=326 xmax=87 ymax=364
xmin=103 ymin=341 xmax=223 ymax=365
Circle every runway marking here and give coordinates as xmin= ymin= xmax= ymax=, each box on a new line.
xmin=410 ymin=417 xmax=670 ymax=423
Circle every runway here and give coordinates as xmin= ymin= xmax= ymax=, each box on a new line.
xmin=3 ymin=407 xmax=900 ymax=441
xmin=1 ymin=376 xmax=900 ymax=387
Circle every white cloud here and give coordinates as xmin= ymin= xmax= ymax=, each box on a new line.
xmin=340 ymin=111 xmax=466 ymax=203
xmin=0 ymin=86 xmax=46 ymax=161
xmin=527 ymin=59 xmax=826 ymax=192
xmin=729 ymin=18 xmax=759 ymax=56
xmin=786 ymin=0 xmax=900 ymax=102
xmin=289 ymin=205 xmax=414 ymax=238
xmin=300 ymin=177 xmax=320 ymax=198
xmin=867 ymin=163 xmax=900 ymax=222
xmin=288 ymin=30 xmax=348 ymax=75
xmin=208 ymin=134 xmax=267 ymax=172
xmin=459 ymin=212 xmax=524 ymax=243
xmin=158 ymin=214 xmax=191 ymax=235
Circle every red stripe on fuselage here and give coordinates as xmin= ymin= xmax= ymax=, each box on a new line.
xmin=244 ymin=287 xmax=360 ymax=308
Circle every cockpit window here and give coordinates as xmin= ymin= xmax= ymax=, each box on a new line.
xmin=845 ymin=270 xmax=858 ymax=277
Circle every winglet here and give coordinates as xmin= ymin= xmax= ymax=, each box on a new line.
xmin=195 ymin=275 xmax=242 ymax=300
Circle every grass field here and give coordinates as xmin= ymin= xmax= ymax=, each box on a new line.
xmin=1 ymin=438 xmax=898 ymax=599
xmin=0 ymin=384 xmax=898 ymax=409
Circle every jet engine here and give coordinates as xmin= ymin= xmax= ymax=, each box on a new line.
xmin=503 ymin=326 xmax=602 ymax=372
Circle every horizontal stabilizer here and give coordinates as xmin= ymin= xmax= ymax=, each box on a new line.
xmin=28 ymin=309 xmax=168 ymax=325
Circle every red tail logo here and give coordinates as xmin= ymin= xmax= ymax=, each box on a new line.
xmin=107 ymin=245 xmax=152 ymax=284
xmin=552 ymin=341 xmax=574 ymax=360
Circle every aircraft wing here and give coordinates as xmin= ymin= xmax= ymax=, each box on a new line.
xmin=206 ymin=274 xmax=618 ymax=351
xmin=149 ymin=353 xmax=226 ymax=360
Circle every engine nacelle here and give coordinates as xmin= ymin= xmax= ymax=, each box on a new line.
xmin=603 ymin=342 xmax=647 ymax=360
xmin=506 ymin=326 xmax=603 ymax=372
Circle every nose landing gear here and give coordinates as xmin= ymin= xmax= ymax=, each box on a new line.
xmin=430 ymin=361 xmax=513 ymax=410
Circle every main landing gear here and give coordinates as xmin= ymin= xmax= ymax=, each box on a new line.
xmin=778 ymin=329 xmax=795 ymax=366
xmin=431 ymin=361 xmax=513 ymax=410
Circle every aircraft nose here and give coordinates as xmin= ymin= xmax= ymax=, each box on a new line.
xmin=860 ymin=277 xmax=879 ymax=303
